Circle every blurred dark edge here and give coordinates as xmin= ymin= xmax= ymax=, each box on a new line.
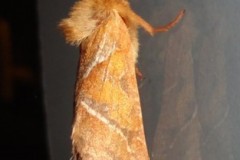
xmin=0 ymin=0 xmax=49 ymax=159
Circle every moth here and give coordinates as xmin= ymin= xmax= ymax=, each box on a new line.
xmin=59 ymin=0 xmax=185 ymax=159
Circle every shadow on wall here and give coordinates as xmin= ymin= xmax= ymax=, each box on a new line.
xmin=135 ymin=0 xmax=240 ymax=160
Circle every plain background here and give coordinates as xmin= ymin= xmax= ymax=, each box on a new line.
xmin=0 ymin=0 xmax=47 ymax=159
xmin=38 ymin=0 xmax=240 ymax=159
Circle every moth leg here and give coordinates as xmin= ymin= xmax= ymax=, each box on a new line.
xmin=135 ymin=66 xmax=143 ymax=80
xmin=153 ymin=9 xmax=185 ymax=33
xmin=130 ymin=12 xmax=155 ymax=35
xmin=132 ymin=9 xmax=185 ymax=35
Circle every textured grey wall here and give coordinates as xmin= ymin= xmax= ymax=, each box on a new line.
xmin=135 ymin=0 xmax=240 ymax=159
xmin=38 ymin=0 xmax=240 ymax=159
xmin=38 ymin=0 xmax=76 ymax=159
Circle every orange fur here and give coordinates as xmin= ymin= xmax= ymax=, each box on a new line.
xmin=59 ymin=0 xmax=185 ymax=62
xmin=59 ymin=1 xmax=185 ymax=159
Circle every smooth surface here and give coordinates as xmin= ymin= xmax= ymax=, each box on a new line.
xmin=134 ymin=0 xmax=240 ymax=159
xmin=38 ymin=0 xmax=240 ymax=159
xmin=38 ymin=0 xmax=76 ymax=159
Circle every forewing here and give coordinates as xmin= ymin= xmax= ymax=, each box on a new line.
xmin=80 ymin=12 xmax=124 ymax=79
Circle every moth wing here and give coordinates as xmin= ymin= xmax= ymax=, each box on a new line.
xmin=73 ymin=10 xmax=149 ymax=159
xmin=80 ymin=11 xmax=127 ymax=79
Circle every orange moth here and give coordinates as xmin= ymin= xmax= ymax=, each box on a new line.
xmin=59 ymin=0 xmax=184 ymax=159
